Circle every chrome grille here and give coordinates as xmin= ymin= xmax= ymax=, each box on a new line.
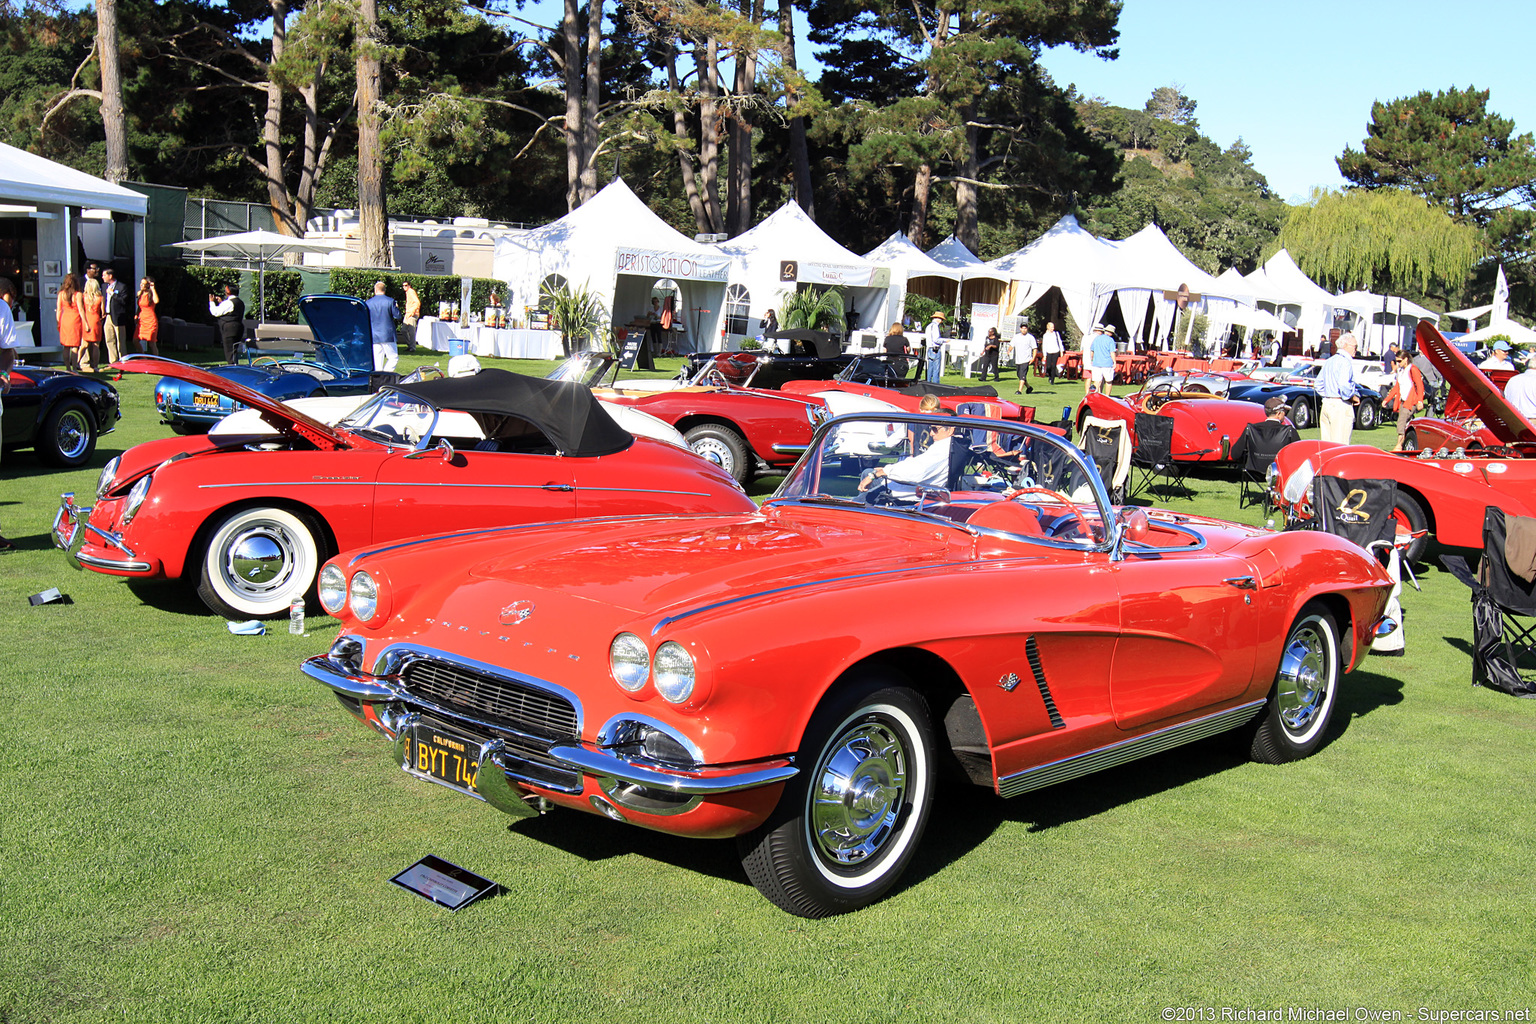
xmin=401 ymin=658 xmax=578 ymax=739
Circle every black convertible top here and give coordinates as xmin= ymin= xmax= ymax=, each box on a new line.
xmin=393 ymin=368 xmax=633 ymax=457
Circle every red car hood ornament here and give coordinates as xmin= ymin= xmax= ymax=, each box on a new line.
xmin=1418 ymin=321 xmax=1536 ymax=445
xmin=499 ymin=600 xmax=536 ymax=625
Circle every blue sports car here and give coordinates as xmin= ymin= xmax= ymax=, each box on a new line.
xmin=154 ymin=294 xmax=382 ymax=433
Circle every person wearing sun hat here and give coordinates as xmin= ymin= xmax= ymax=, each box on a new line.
xmin=1086 ymin=323 xmax=1116 ymax=397
xmin=1480 ymin=337 xmax=1516 ymax=371
xmin=923 ymin=311 xmax=947 ymax=384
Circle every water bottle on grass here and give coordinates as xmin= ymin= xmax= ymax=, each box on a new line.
xmin=289 ymin=598 xmax=305 ymax=635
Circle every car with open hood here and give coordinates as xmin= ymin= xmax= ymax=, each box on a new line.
xmin=1270 ymin=322 xmax=1536 ymax=564
xmin=303 ymin=408 xmax=1393 ymax=918
xmin=53 ymin=356 xmax=752 ymax=618
xmin=1 ymin=364 xmax=120 ymax=468
xmin=153 ymin=294 xmax=382 ymax=432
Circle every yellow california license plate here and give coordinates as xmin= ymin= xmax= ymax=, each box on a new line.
xmin=193 ymin=391 xmax=219 ymax=408
xmin=403 ymin=722 xmax=481 ymax=796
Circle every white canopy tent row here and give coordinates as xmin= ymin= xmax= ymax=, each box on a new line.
xmin=1334 ymin=290 xmax=1438 ymax=356
xmin=492 ymin=179 xmax=732 ymax=353
xmin=717 ymin=202 xmax=893 ymax=347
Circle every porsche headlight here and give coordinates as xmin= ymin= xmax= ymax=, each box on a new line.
xmin=122 ymin=474 xmax=152 ymax=524
xmin=609 ymin=633 xmax=650 ymax=693
xmin=349 ymin=571 xmax=380 ymax=623
xmin=1281 ymin=458 xmax=1315 ymax=505
xmin=318 ymin=564 xmax=348 ymax=615
xmin=653 ymin=641 xmax=695 ymax=704
xmin=96 ymin=456 xmax=121 ymax=498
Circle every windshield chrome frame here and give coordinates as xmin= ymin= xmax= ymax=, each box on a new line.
xmin=338 ymin=387 xmax=441 ymax=452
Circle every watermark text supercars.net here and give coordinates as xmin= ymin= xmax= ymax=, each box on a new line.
xmin=1161 ymin=1008 xmax=1531 ymax=1022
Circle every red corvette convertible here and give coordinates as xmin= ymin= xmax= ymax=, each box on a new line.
xmin=304 ymin=409 xmax=1392 ymax=917
xmin=52 ymin=357 xmax=753 ymax=618
xmin=1078 ymin=380 xmax=1270 ymax=462
xmin=1271 ymin=322 xmax=1536 ymax=564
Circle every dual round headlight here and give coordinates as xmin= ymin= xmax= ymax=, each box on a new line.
xmin=609 ymin=633 xmax=696 ymax=704
xmin=316 ymin=564 xmax=384 ymax=623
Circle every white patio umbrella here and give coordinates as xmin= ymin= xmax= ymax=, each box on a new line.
xmin=172 ymin=230 xmax=342 ymax=322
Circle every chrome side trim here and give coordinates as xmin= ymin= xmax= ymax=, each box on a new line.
xmin=77 ymin=552 xmax=153 ymax=573
xmin=576 ymin=486 xmax=725 ymax=497
xmin=548 ymin=741 xmax=797 ymax=796
xmin=770 ymin=444 xmax=809 ymax=455
xmin=997 ymin=700 xmax=1266 ymax=799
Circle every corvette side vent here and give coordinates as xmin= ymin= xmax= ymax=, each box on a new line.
xmin=1025 ymin=636 xmax=1065 ymax=729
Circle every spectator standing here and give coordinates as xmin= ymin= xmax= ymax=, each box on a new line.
xmin=1504 ymin=351 xmax=1536 ymax=420
xmin=135 ymin=277 xmax=160 ymax=357
xmin=0 ymin=278 xmax=20 ymax=549
xmin=977 ymin=327 xmax=1002 ymax=381
xmin=1012 ymin=323 xmax=1036 ymax=394
xmin=82 ymin=277 xmax=105 ymax=369
xmin=882 ymin=322 xmax=909 ymax=377
xmin=1411 ymin=345 xmax=1445 ymax=414
xmin=101 ymin=267 xmax=133 ymax=360
xmin=365 ymin=280 xmax=402 ymax=372
xmin=1317 ymin=331 xmax=1360 ymax=444
xmin=400 ymin=280 xmax=421 ymax=353
xmin=1381 ymin=349 xmax=1425 ymax=451
xmin=1086 ymin=324 xmax=1116 ymax=397
xmin=924 ymin=312 xmax=946 ymax=384
xmin=1381 ymin=341 xmax=1399 ymax=374
xmin=56 ymin=274 xmax=86 ymax=373
xmin=1040 ymin=321 xmax=1063 ymax=384
xmin=209 ymin=282 xmax=245 ymax=363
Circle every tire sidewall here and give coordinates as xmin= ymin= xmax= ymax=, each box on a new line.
xmin=199 ymin=506 xmax=320 ymax=618
xmin=42 ymin=399 xmax=96 ymax=467
xmin=684 ymin=424 xmax=750 ymax=484
xmin=1255 ymin=608 xmax=1339 ymax=761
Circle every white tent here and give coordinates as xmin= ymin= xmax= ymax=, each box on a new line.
xmin=988 ymin=215 xmax=1120 ymax=335
xmin=719 ymin=203 xmax=893 ymax=342
xmin=1102 ymin=224 xmax=1252 ymax=347
xmin=1334 ymin=289 xmax=1437 ymax=356
xmin=1459 ymin=318 xmax=1536 ymax=348
xmin=925 ymin=235 xmax=1009 ymax=282
xmin=492 ymin=179 xmax=732 ymax=352
xmin=862 ymin=232 xmax=962 ymax=333
xmin=1242 ymin=250 xmax=1345 ymax=351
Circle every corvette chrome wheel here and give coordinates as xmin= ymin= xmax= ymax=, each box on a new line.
xmin=738 ymin=674 xmax=933 ymax=918
xmin=197 ymin=506 xmax=322 ymax=618
xmin=1250 ymin=606 xmax=1338 ymax=763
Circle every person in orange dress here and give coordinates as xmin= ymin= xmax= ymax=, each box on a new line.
xmin=136 ymin=277 xmax=160 ymax=356
xmin=82 ymin=277 xmax=104 ymax=371
xmin=55 ymin=274 xmax=85 ymax=372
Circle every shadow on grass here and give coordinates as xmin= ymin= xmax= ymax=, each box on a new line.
xmin=126 ymin=578 xmax=223 ymax=618
xmin=507 ymin=803 xmax=744 ymax=885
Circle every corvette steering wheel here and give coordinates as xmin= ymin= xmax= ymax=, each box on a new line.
xmin=1009 ymin=486 xmax=1093 ymax=541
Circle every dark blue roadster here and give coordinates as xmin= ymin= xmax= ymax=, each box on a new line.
xmin=153 ymin=294 xmax=384 ymax=433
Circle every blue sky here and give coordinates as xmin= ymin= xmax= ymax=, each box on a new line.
xmin=1036 ymin=0 xmax=1536 ymax=203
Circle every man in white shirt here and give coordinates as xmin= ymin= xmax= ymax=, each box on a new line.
xmin=1012 ymin=324 xmax=1036 ymax=394
xmin=1505 ymin=351 xmax=1536 ymax=421
xmin=860 ymin=415 xmax=958 ymax=500
xmin=0 ymin=278 xmax=21 ymax=549
xmin=924 ymin=312 xmax=946 ymax=384
xmin=1480 ymin=338 xmax=1515 ymax=371
xmin=1040 ymin=321 xmax=1063 ymax=384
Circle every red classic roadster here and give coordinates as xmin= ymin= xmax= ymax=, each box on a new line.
xmin=53 ymin=357 xmax=753 ymax=618
xmin=1271 ymin=322 xmax=1536 ymax=564
xmin=305 ymin=409 xmax=1393 ymax=917
xmin=1078 ymin=380 xmax=1272 ymax=463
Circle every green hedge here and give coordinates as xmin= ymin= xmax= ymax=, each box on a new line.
xmin=327 ymin=268 xmax=505 ymax=316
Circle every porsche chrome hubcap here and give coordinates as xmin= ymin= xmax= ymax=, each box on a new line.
xmin=56 ymin=410 xmax=91 ymax=460
xmin=1277 ymin=624 xmax=1330 ymax=735
xmin=810 ymin=720 xmax=907 ymax=866
xmin=224 ymin=524 xmax=298 ymax=594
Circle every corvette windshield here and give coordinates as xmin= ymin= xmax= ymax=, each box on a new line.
xmin=776 ymin=413 xmax=1111 ymax=545
xmin=338 ymin=390 xmax=437 ymax=448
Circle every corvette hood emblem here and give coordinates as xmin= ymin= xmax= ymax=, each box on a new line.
xmin=499 ymin=600 xmax=535 ymax=625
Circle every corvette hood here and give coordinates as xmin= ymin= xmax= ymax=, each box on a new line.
xmin=117 ymin=355 xmax=352 ymax=448
xmin=1419 ymin=320 xmax=1536 ymax=444
xmin=462 ymin=505 xmax=971 ymax=618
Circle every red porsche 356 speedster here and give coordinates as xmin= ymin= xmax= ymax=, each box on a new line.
xmin=305 ymin=409 xmax=1393 ymax=917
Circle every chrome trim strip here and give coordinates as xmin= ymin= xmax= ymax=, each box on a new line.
xmin=770 ymin=444 xmax=809 ymax=455
xmin=573 ymin=486 xmax=722 ymax=497
xmin=198 ymin=481 xmax=560 ymax=490
xmin=548 ymin=742 xmax=797 ymax=795
xmin=77 ymin=552 xmax=153 ymax=573
xmin=996 ymin=700 xmax=1267 ymax=799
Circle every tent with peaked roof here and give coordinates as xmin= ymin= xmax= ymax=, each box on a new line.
xmin=719 ymin=203 xmax=893 ymax=343
xmin=1101 ymin=224 xmax=1253 ymax=347
xmin=492 ymin=178 xmax=733 ymax=352
xmin=862 ymin=232 xmax=966 ymax=331
xmin=988 ymin=215 xmax=1120 ymax=335
xmin=1242 ymin=249 xmax=1351 ymax=352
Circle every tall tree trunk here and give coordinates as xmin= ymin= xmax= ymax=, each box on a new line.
xmin=356 ymin=0 xmax=389 ymax=267
xmin=908 ymin=163 xmax=932 ymax=247
xmin=578 ymin=0 xmax=602 ymax=203
xmin=263 ymin=1 xmax=296 ymax=233
xmin=955 ymin=114 xmax=980 ymax=253
xmin=724 ymin=0 xmax=761 ymax=236
xmin=779 ymin=0 xmax=813 ymax=217
xmin=561 ymin=0 xmax=583 ymax=211
xmin=95 ymin=0 xmax=129 ymax=182
xmin=666 ymin=39 xmax=709 ymax=233
xmin=696 ymin=37 xmax=723 ymax=233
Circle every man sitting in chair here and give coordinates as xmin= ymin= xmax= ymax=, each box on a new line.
xmin=860 ymin=411 xmax=959 ymax=501
xmin=1230 ymin=396 xmax=1300 ymax=465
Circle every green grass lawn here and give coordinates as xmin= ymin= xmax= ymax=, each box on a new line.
xmin=2 ymin=351 xmax=1533 ymax=1022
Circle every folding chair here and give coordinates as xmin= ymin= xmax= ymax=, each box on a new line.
xmin=1313 ymin=475 xmax=1406 ymax=655
xmin=1441 ymin=506 xmax=1536 ymax=696
xmin=1079 ymin=415 xmax=1130 ymax=504
xmin=1128 ymin=412 xmax=1194 ymax=501
xmin=1233 ymin=421 xmax=1294 ymax=511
